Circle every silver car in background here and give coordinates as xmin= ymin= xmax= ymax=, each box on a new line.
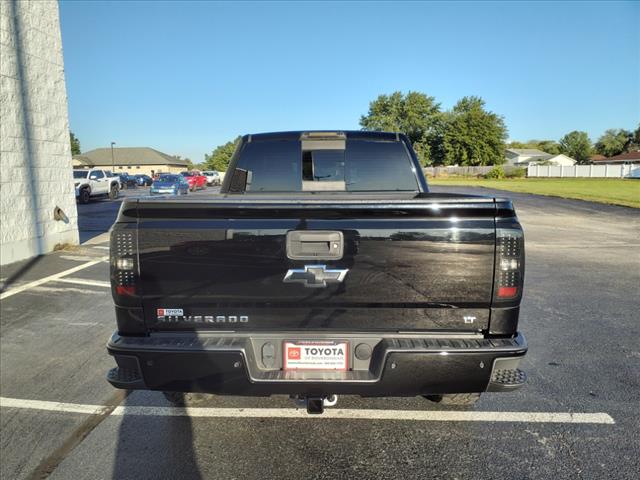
xmin=202 ymin=170 xmax=221 ymax=186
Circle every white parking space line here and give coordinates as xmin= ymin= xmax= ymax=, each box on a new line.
xmin=0 ymin=397 xmax=615 ymax=424
xmin=55 ymin=277 xmax=111 ymax=288
xmin=92 ymin=246 xmax=110 ymax=250
xmin=112 ymin=407 xmax=616 ymax=424
xmin=0 ymin=257 xmax=107 ymax=300
xmin=0 ymin=397 xmax=108 ymax=415
xmin=59 ymin=255 xmax=101 ymax=262
xmin=82 ymin=232 xmax=111 ymax=245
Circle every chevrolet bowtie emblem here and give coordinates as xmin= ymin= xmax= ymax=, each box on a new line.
xmin=283 ymin=265 xmax=348 ymax=288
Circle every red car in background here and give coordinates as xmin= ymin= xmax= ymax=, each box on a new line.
xmin=180 ymin=170 xmax=207 ymax=191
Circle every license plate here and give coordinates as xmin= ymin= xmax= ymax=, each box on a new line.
xmin=283 ymin=340 xmax=348 ymax=371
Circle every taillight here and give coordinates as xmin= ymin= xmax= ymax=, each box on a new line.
xmin=111 ymin=228 xmax=139 ymax=302
xmin=494 ymin=226 xmax=524 ymax=303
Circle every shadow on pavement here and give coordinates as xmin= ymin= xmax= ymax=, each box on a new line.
xmin=112 ymin=393 xmax=202 ymax=479
xmin=0 ymin=255 xmax=42 ymax=292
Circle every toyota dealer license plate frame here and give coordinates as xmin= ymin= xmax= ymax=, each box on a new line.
xmin=283 ymin=340 xmax=349 ymax=371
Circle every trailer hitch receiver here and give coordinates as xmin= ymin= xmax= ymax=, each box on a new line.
xmin=292 ymin=395 xmax=338 ymax=414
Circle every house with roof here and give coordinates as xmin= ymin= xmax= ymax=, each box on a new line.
xmin=590 ymin=151 xmax=640 ymax=165
xmin=505 ymin=149 xmax=576 ymax=166
xmin=72 ymin=147 xmax=189 ymax=176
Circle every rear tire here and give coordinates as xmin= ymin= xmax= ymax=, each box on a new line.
xmin=423 ymin=393 xmax=481 ymax=406
xmin=79 ymin=188 xmax=90 ymax=204
xmin=162 ymin=391 xmax=186 ymax=406
xmin=108 ymin=184 xmax=119 ymax=200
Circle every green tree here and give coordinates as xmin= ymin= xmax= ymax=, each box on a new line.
xmin=507 ymin=139 xmax=560 ymax=155
xmin=631 ymin=124 xmax=640 ymax=151
xmin=534 ymin=140 xmax=561 ymax=155
xmin=595 ymin=129 xmax=632 ymax=157
xmin=559 ymin=131 xmax=592 ymax=164
xmin=174 ymin=155 xmax=194 ymax=169
xmin=506 ymin=141 xmax=530 ymax=149
xmin=70 ymin=131 xmax=81 ymax=155
xmin=359 ymin=91 xmax=441 ymax=165
xmin=204 ymin=137 xmax=241 ymax=171
xmin=434 ymin=96 xmax=508 ymax=166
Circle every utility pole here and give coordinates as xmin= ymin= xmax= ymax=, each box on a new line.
xmin=111 ymin=142 xmax=116 ymax=170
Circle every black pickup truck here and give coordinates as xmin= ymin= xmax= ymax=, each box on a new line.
xmin=107 ymin=131 xmax=527 ymax=413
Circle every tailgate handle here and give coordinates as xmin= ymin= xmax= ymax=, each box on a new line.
xmin=286 ymin=231 xmax=344 ymax=260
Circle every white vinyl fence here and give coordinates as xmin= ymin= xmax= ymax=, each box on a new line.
xmin=527 ymin=164 xmax=640 ymax=178
xmin=423 ymin=166 xmax=523 ymax=177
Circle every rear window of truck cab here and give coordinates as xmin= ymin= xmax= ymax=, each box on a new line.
xmin=231 ymin=135 xmax=419 ymax=192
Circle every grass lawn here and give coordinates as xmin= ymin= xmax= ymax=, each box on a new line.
xmin=428 ymin=177 xmax=640 ymax=208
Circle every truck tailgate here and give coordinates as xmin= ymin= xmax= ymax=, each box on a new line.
xmin=134 ymin=196 xmax=497 ymax=332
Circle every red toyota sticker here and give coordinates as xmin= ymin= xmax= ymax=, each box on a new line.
xmin=288 ymin=347 xmax=301 ymax=360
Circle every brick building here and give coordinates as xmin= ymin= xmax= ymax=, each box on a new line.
xmin=73 ymin=147 xmax=190 ymax=176
xmin=0 ymin=0 xmax=79 ymax=265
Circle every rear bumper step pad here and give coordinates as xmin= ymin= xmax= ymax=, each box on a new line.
xmin=488 ymin=368 xmax=527 ymax=392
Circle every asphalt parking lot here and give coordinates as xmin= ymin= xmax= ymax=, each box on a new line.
xmin=1 ymin=185 xmax=638 ymax=479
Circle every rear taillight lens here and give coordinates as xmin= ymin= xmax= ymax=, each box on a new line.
xmin=111 ymin=228 xmax=139 ymax=302
xmin=494 ymin=226 xmax=524 ymax=303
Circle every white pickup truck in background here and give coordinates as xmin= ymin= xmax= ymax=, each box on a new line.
xmin=73 ymin=168 xmax=120 ymax=204
xmin=202 ymin=170 xmax=222 ymax=186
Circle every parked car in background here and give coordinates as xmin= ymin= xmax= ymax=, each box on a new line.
xmin=180 ymin=170 xmax=207 ymax=191
xmin=74 ymin=168 xmax=120 ymax=204
xmin=104 ymin=170 xmax=120 ymax=183
xmin=135 ymin=174 xmax=153 ymax=186
xmin=150 ymin=174 xmax=189 ymax=195
xmin=203 ymin=170 xmax=221 ymax=186
xmin=104 ymin=170 xmax=122 ymax=192
xmin=119 ymin=172 xmax=138 ymax=189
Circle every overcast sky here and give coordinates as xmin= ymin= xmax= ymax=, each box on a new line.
xmin=59 ymin=1 xmax=639 ymax=162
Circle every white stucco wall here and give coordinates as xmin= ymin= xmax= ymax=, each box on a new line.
xmin=0 ymin=0 xmax=79 ymax=265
